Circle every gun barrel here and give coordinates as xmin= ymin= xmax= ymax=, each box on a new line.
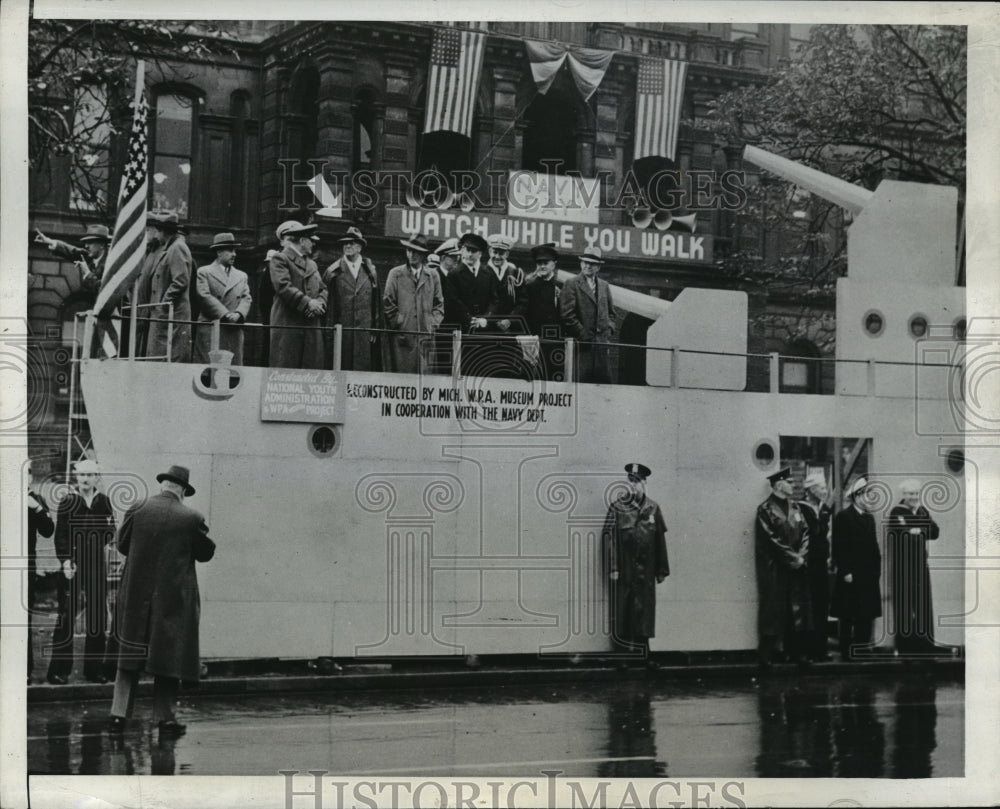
xmin=556 ymin=270 xmax=671 ymax=321
xmin=743 ymin=145 xmax=873 ymax=215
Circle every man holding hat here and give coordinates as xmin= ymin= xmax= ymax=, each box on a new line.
xmin=513 ymin=242 xmax=563 ymax=381
xmin=323 ymin=226 xmax=383 ymax=372
xmin=754 ymin=467 xmax=813 ymax=670
xmin=383 ymin=233 xmax=444 ymax=374
xmin=35 ymin=224 xmax=111 ymax=298
xmin=799 ymin=469 xmax=834 ymax=660
xmin=46 ymin=459 xmax=116 ymax=684
xmin=269 ymin=220 xmax=328 ymax=369
xmin=141 ymin=212 xmax=194 ymax=362
xmin=109 ymin=465 xmax=215 ymax=735
xmin=604 ymin=463 xmax=669 ymax=665
xmin=193 ymin=232 xmax=252 ymax=365
xmin=559 ymin=246 xmax=615 ymax=384
xmin=831 ymin=476 xmax=882 ymax=660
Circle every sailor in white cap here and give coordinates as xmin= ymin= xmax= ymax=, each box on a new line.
xmin=46 ymin=458 xmax=116 ymax=684
xmin=754 ymin=466 xmax=813 ymax=671
xmin=799 ymin=469 xmax=833 ymax=660
xmin=831 ymin=476 xmax=882 ymax=661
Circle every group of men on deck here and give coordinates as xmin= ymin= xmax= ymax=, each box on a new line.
xmin=264 ymin=220 xmax=618 ymax=382
xmin=36 ymin=215 xmax=621 ymax=382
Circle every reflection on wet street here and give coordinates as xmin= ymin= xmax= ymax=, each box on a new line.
xmin=28 ymin=673 xmax=961 ymax=777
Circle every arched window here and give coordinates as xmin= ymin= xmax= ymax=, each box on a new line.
xmin=151 ymin=89 xmax=198 ymax=220
xmin=521 ymin=71 xmax=585 ymax=175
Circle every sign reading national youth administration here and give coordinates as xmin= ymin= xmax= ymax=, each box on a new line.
xmin=261 ymin=369 xmax=346 ymax=423
xmin=386 ymin=205 xmax=713 ymax=264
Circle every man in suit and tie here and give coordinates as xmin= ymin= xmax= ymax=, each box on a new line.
xmin=268 ymin=221 xmax=328 ymax=369
xmin=443 ymin=232 xmax=497 ymax=377
xmin=559 ymin=246 xmax=615 ymax=384
xmin=193 ymin=232 xmax=252 ymax=365
xmin=513 ymin=242 xmax=564 ymax=381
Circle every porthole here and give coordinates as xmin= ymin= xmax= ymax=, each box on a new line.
xmin=308 ymin=425 xmax=339 ymax=457
xmin=945 ymin=448 xmax=965 ymax=475
xmin=908 ymin=314 xmax=928 ymax=339
xmin=752 ymin=440 xmax=776 ymax=469
xmin=863 ymin=309 xmax=885 ymax=337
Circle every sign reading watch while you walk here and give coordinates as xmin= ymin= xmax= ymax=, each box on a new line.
xmin=386 ymin=205 xmax=713 ymax=263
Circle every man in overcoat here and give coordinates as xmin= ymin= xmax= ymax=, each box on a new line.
xmin=513 ymin=242 xmax=563 ymax=381
xmin=604 ymin=463 xmax=669 ymax=666
xmin=142 ymin=212 xmax=193 ymax=362
xmin=109 ymin=465 xmax=214 ymax=735
xmin=383 ymin=233 xmax=444 ymax=374
xmin=482 ymin=233 xmax=526 ymax=378
xmin=34 ymin=223 xmax=109 ymax=298
xmin=799 ymin=469 xmax=834 ymax=661
xmin=268 ymin=221 xmax=327 ymax=369
xmin=558 ymin=246 xmax=615 ymax=384
xmin=323 ymin=226 xmax=383 ymax=371
xmin=755 ymin=467 xmax=812 ymax=670
xmin=26 ymin=460 xmax=54 ymax=682
xmin=193 ymin=232 xmax=252 ymax=365
xmin=887 ymin=479 xmax=946 ymax=656
xmin=45 ymin=459 xmax=116 ymax=684
xmin=831 ymin=476 xmax=882 ymax=660
xmin=443 ymin=232 xmax=497 ymax=377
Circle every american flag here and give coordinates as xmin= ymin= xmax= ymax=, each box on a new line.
xmin=423 ymin=28 xmax=486 ymax=137
xmin=93 ymin=63 xmax=149 ymax=338
xmin=633 ymin=57 xmax=688 ymax=162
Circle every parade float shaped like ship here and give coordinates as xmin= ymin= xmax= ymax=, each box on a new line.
xmin=77 ymin=148 xmax=969 ymax=661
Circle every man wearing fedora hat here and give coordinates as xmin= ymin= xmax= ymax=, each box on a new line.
xmin=35 ymin=224 xmax=111 ymax=298
xmin=604 ymin=463 xmax=669 ymax=666
xmin=559 ymin=246 xmax=615 ymax=384
xmin=513 ymin=243 xmax=564 ymax=381
xmin=755 ymin=467 xmax=813 ymax=670
xmin=109 ymin=465 xmax=215 ymax=735
xmin=323 ymin=226 xmax=383 ymax=372
xmin=442 ymin=231 xmax=497 ymax=376
xmin=799 ymin=469 xmax=834 ymax=660
xmin=140 ymin=212 xmax=194 ymax=362
xmin=46 ymin=459 xmax=116 ymax=684
xmin=269 ymin=220 xmax=328 ymax=369
xmin=831 ymin=476 xmax=882 ymax=661
xmin=383 ymin=233 xmax=444 ymax=374
xmin=193 ymin=233 xmax=252 ymax=365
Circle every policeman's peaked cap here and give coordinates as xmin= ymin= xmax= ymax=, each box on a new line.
xmin=625 ymin=463 xmax=651 ymax=480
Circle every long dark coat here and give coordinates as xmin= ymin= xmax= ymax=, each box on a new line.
xmin=755 ymin=494 xmax=813 ymax=637
xmin=193 ymin=260 xmax=252 ymax=364
xmin=512 ymin=271 xmax=563 ymax=380
xmin=383 ymin=265 xmax=444 ymax=374
xmin=443 ymin=261 xmax=497 ymax=330
xmin=55 ymin=490 xmax=115 ymax=583
xmin=144 ymin=234 xmax=193 ymax=362
xmin=831 ymin=505 xmax=882 ymax=621
xmin=887 ymin=503 xmax=939 ymax=649
xmin=268 ymin=246 xmax=328 ymax=369
xmin=559 ymin=273 xmax=615 ymax=383
xmin=604 ymin=493 xmax=669 ymax=642
xmin=115 ymin=491 xmax=215 ymax=683
xmin=323 ymin=256 xmax=383 ymax=371
xmin=800 ymin=499 xmax=833 ymax=627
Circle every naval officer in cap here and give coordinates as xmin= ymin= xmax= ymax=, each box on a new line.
xmin=754 ymin=467 xmax=813 ymax=670
xmin=604 ymin=463 xmax=670 ymax=665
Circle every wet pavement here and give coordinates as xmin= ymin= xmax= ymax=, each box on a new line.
xmin=28 ymin=671 xmax=961 ymax=778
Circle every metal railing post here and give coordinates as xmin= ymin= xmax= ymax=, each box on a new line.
xmin=451 ymin=329 xmax=462 ymax=381
xmin=769 ymin=352 xmax=780 ymax=394
xmin=867 ymin=358 xmax=876 ymax=396
xmin=166 ymin=303 xmax=174 ymax=363
xmin=127 ymin=278 xmax=140 ymax=361
xmin=332 ymin=324 xmax=343 ymax=371
xmin=564 ymin=338 xmax=575 ymax=383
xmin=211 ymin=319 xmax=221 ymax=353
xmin=66 ymin=314 xmax=83 ymax=482
xmin=670 ymin=345 xmax=679 ymax=388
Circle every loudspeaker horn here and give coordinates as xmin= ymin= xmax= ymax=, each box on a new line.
xmin=669 ymin=213 xmax=698 ymax=233
xmin=631 ymin=206 xmax=653 ymax=229
xmin=653 ymin=209 xmax=673 ymax=231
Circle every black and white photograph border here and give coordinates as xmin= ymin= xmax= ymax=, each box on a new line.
xmin=2 ymin=0 xmax=999 ymax=807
